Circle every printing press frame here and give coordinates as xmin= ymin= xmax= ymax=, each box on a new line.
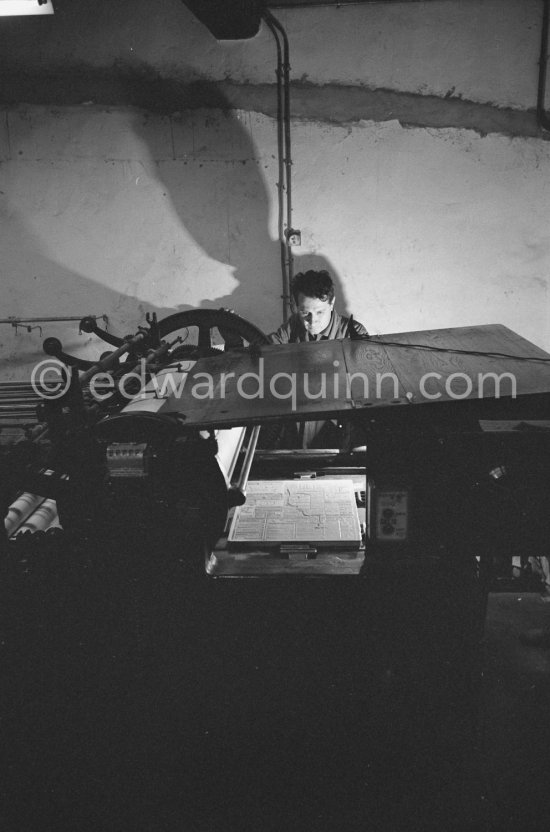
xmin=2 ymin=312 xmax=550 ymax=726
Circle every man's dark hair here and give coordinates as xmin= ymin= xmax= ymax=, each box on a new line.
xmin=291 ymin=270 xmax=335 ymax=305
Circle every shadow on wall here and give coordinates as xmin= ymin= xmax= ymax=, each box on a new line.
xmin=0 ymin=82 xmax=348 ymax=373
xmin=0 ymin=203 xmax=176 ymax=368
xmin=128 ymin=80 xmax=348 ymax=327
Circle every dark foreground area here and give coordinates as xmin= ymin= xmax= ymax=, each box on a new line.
xmin=0 ymin=544 xmax=549 ymax=832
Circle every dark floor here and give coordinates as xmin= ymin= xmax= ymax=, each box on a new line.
xmin=479 ymin=592 xmax=550 ymax=832
xmin=1 ymin=554 xmax=550 ymax=832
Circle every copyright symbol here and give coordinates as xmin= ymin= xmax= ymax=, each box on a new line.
xmin=31 ymin=358 xmax=71 ymax=400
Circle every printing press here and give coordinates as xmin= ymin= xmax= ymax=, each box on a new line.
xmin=2 ymin=309 xmax=550 ymax=715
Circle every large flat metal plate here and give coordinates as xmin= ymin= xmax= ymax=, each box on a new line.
xmin=123 ymin=324 xmax=550 ymax=429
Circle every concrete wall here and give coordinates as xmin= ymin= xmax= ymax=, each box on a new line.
xmin=0 ymin=0 xmax=543 ymax=109
xmin=0 ymin=0 xmax=548 ymax=377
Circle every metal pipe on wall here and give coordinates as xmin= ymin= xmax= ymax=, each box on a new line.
xmin=538 ymin=0 xmax=550 ymax=132
xmin=263 ymin=10 xmax=294 ymax=322
xmin=264 ymin=13 xmax=288 ymax=322
xmin=0 ymin=315 xmax=108 ymax=325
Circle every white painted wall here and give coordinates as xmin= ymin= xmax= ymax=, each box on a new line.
xmin=291 ymin=118 xmax=550 ymax=341
xmin=0 ymin=0 xmax=549 ymax=378
xmin=0 ymin=104 xmax=549 ymax=380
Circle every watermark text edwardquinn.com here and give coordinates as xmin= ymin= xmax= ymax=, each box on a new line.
xmin=31 ymin=357 xmax=517 ymax=410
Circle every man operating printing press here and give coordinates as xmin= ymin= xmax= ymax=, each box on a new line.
xmin=267 ymin=269 xmax=369 ymax=449
xmin=269 ymin=269 xmax=368 ymax=345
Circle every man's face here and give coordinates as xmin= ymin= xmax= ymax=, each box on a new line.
xmin=296 ymin=293 xmax=335 ymax=336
